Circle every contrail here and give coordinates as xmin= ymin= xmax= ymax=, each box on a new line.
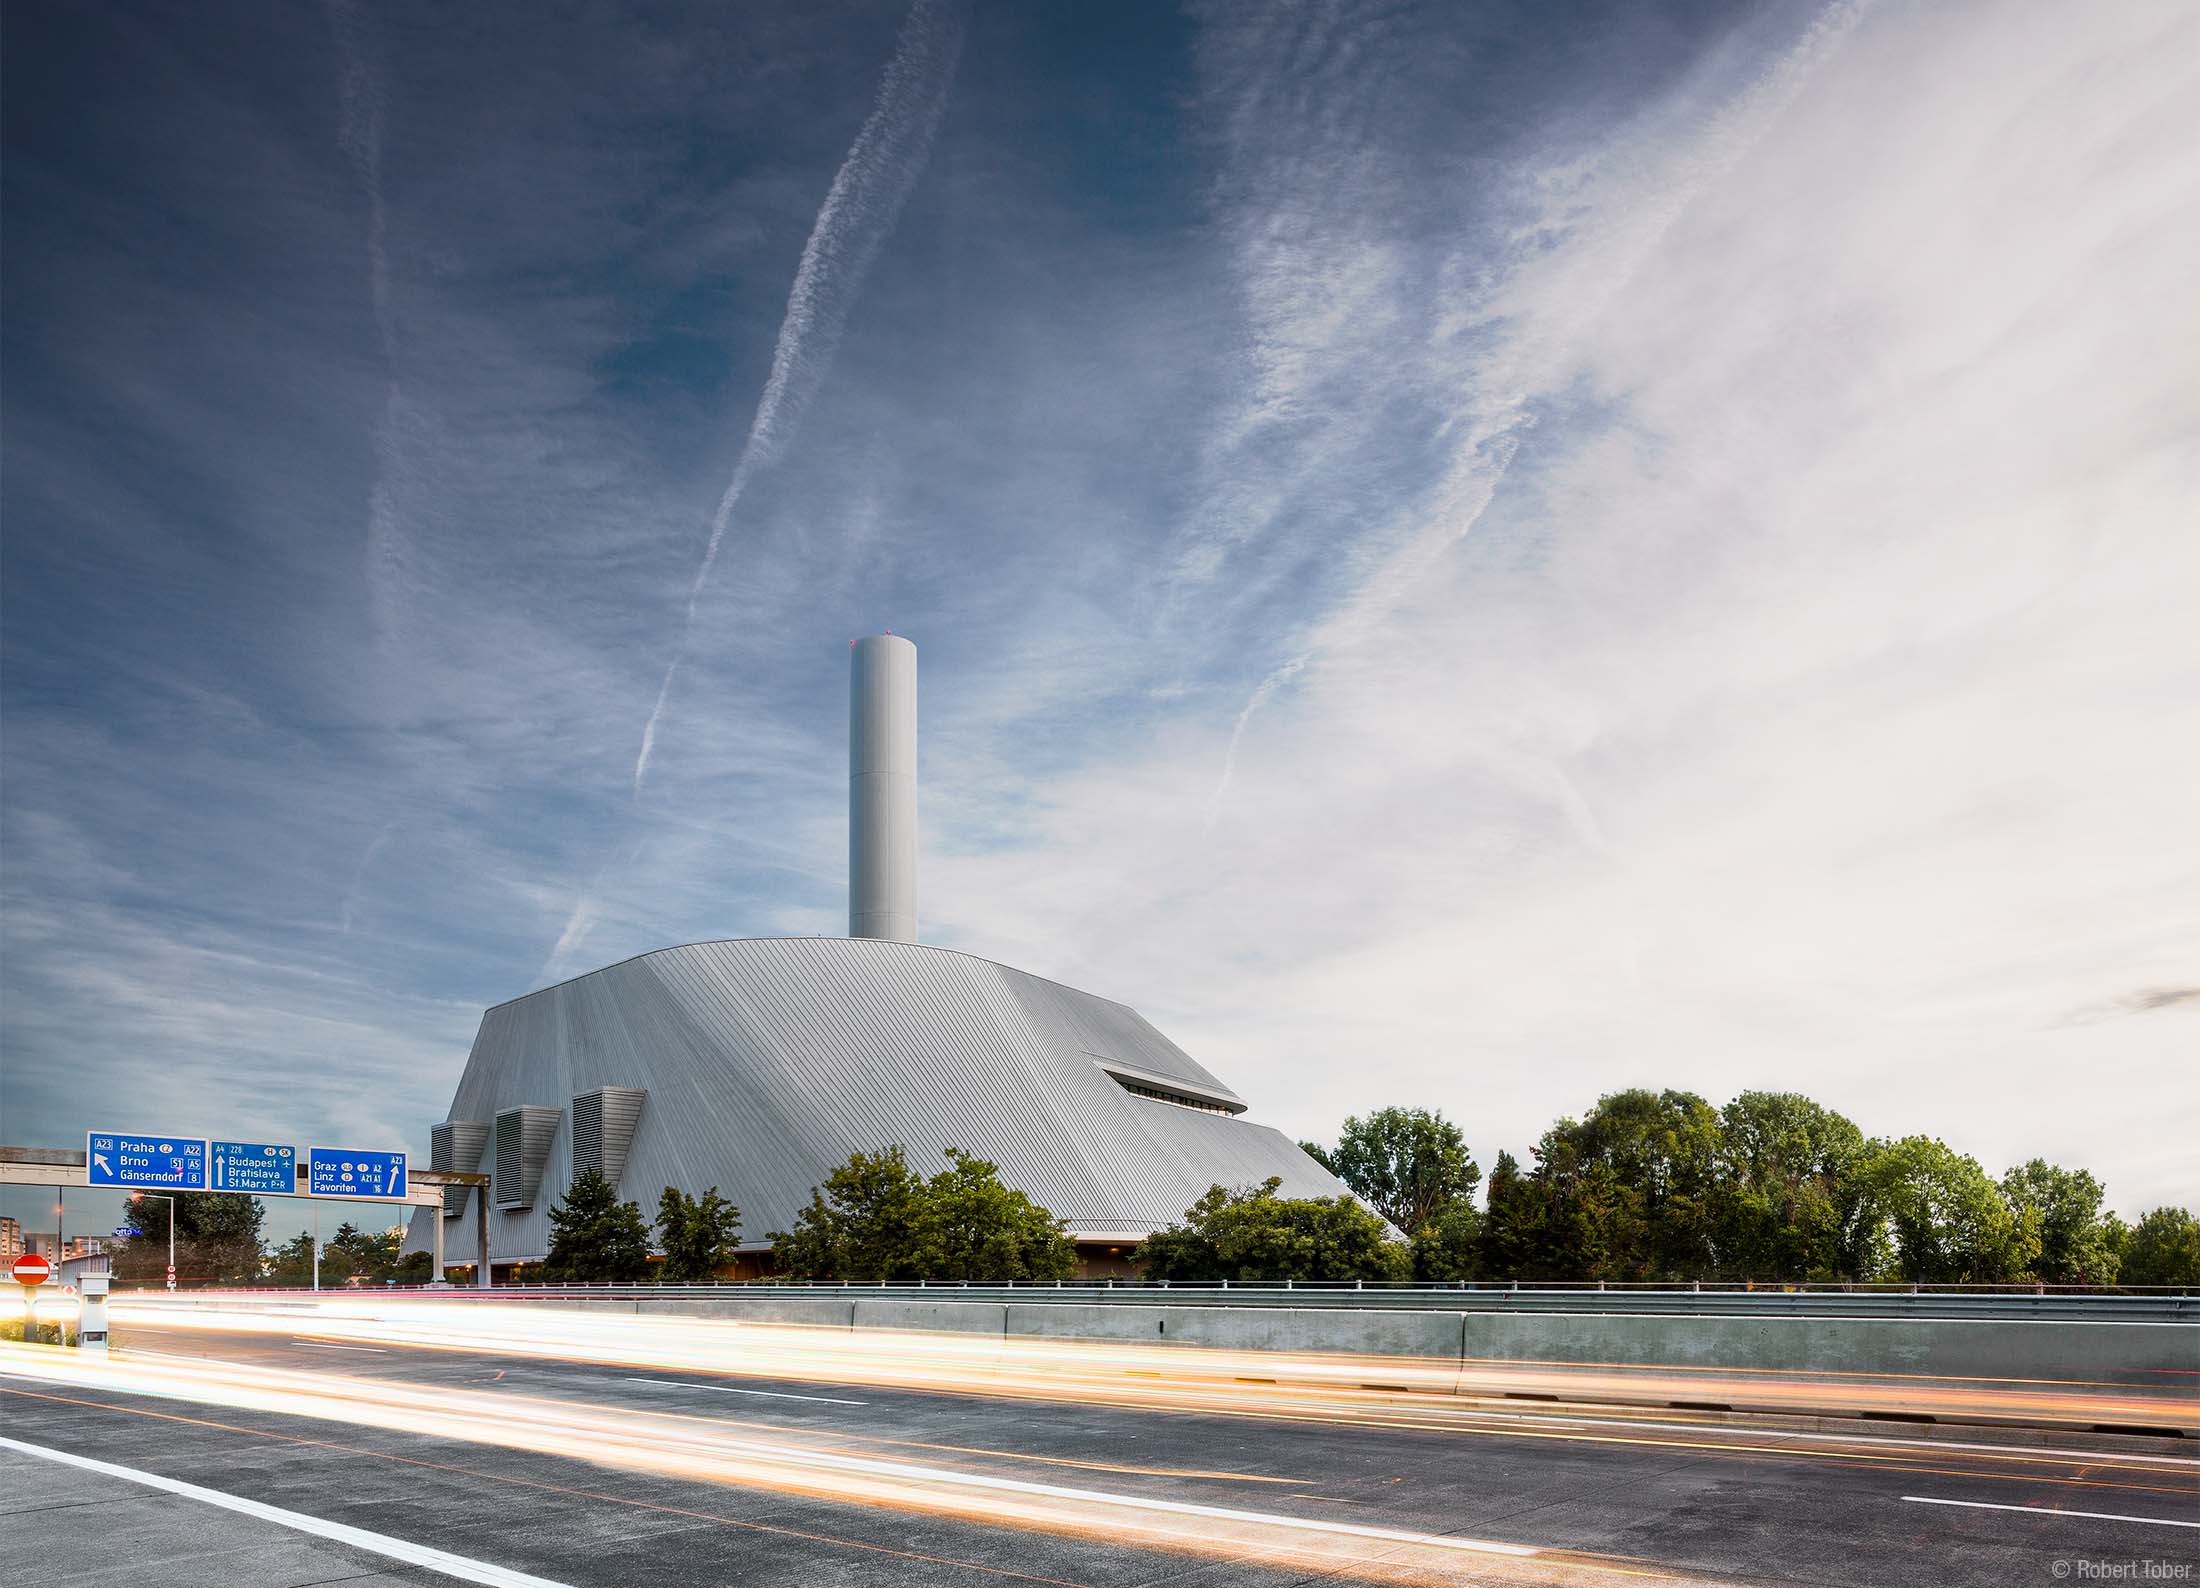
xmin=1202 ymin=654 xmax=1307 ymax=833
xmin=632 ymin=0 xmax=966 ymax=794
xmin=325 ymin=0 xmax=409 ymax=651
xmin=338 ymin=820 xmax=396 ymax=933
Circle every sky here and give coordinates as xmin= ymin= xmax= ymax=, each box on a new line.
xmin=3 ymin=0 xmax=2195 ymax=1246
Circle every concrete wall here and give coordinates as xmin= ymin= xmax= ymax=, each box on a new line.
xmin=120 ymin=1291 xmax=2195 ymax=1393
xmin=1006 ymin=1301 xmax=1465 ymax=1360
xmin=596 ymin=1295 xmax=2190 ymax=1390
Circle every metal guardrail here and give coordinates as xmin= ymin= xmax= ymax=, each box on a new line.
xmin=133 ymin=1281 xmax=2200 ymax=1322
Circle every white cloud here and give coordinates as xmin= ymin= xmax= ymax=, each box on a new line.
xmin=927 ymin=0 xmax=2200 ymax=1214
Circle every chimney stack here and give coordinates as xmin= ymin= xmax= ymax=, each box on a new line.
xmin=849 ymin=634 xmax=917 ymax=941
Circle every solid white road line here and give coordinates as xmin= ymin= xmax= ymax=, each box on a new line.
xmin=1902 ymin=1495 xmax=2200 ymax=1530
xmin=622 ymin=1375 xmax=866 ymax=1406
xmin=292 ymin=1340 xmax=388 ymax=1352
xmin=0 ymin=1435 xmax=574 ymax=1587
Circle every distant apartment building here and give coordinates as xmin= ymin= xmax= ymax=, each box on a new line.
xmin=0 ymin=1217 xmax=20 ymax=1260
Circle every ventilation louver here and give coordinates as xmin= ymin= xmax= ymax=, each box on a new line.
xmin=571 ymin=1087 xmax=646 ymax=1192
xmin=493 ymin=1105 xmax=562 ymax=1210
xmin=430 ymin=1120 xmax=489 ymax=1220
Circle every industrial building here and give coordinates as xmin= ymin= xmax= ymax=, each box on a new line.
xmin=405 ymin=636 xmax=1354 ymax=1277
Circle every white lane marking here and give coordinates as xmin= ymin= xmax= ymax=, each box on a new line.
xmin=1903 ymin=1495 xmax=2200 ymax=1530
xmin=1458 ymin=1410 xmax=2200 ymax=1468
xmin=0 ymin=1436 xmax=574 ymax=1587
xmin=621 ymin=1375 xmax=866 ymax=1406
xmin=292 ymin=1341 xmax=388 ymax=1352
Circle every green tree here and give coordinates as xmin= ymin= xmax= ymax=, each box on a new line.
xmin=2119 ymin=1207 xmax=2200 ymax=1286
xmin=769 ymin=1147 xmax=1077 ymax=1282
xmin=657 ymin=1186 xmax=743 ymax=1281
xmin=328 ymin=1221 xmax=405 ymax=1283
xmin=1868 ymin=1137 xmax=2039 ymax=1283
xmin=542 ymin=1169 xmax=653 ymax=1282
xmin=1410 ymin=1197 xmax=1482 ymax=1282
xmin=114 ymin=1191 xmax=265 ymax=1286
xmin=1297 ymin=1140 xmax=1339 ymax=1175
xmin=1139 ymin=1178 xmax=1411 ymax=1283
xmin=915 ymin=1149 xmax=1076 ymax=1281
xmin=1328 ymin=1107 xmax=1480 ymax=1237
xmin=2001 ymin=1160 xmax=2120 ymax=1284
xmin=1528 ymin=1090 xmax=1723 ymax=1280
xmin=1477 ymin=1150 xmax=1544 ymax=1278
xmin=769 ymin=1146 xmax=927 ymax=1281
xmin=1714 ymin=1092 xmax=1878 ymax=1280
xmin=263 ymin=1230 xmax=317 ymax=1287
xmin=393 ymin=1250 xmax=436 ymax=1284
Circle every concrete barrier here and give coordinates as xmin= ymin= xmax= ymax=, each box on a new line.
xmin=633 ymin=1295 xmax=855 ymax=1328
xmin=853 ymin=1298 xmax=1007 ymax=1336
xmin=111 ymin=1289 xmax=2195 ymax=1396
xmin=1006 ymin=1302 xmax=1466 ymax=1361
xmin=1451 ymin=1309 xmax=2193 ymax=1387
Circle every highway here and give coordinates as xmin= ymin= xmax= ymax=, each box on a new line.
xmin=4 ymin=1304 xmax=2196 ymax=1587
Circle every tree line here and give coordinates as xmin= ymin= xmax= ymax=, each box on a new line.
xmin=1290 ymin=1091 xmax=2199 ymax=1286
xmin=109 ymin=1194 xmax=439 ymax=1288
xmin=101 ymin=1089 xmax=2199 ymax=1286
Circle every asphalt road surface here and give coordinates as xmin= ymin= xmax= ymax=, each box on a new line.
xmin=3 ymin=1314 xmax=2195 ymax=1588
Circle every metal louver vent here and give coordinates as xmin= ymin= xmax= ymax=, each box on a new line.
xmin=430 ymin=1120 xmax=489 ymax=1220
xmin=571 ymin=1087 xmax=646 ymax=1191
xmin=493 ymin=1105 xmax=561 ymax=1209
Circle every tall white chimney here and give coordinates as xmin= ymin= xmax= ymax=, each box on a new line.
xmin=849 ymin=634 xmax=917 ymax=941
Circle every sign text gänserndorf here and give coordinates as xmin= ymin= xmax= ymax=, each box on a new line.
xmin=86 ymin=1132 xmax=208 ymax=1190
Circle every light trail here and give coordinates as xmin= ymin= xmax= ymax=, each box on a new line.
xmin=99 ymin=1293 xmax=2200 ymax=1444
xmin=9 ymin=1296 xmax=2195 ymax=1583
xmin=0 ymin=1354 xmax=1683 ymax=1586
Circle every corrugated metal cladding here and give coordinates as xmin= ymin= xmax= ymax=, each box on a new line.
xmin=571 ymin=1087 xmax=647 ymax=1189
xmin=404 ymin=937 xmax=1363 ymax=1266
xmin=494 ymin=1106 xmax=561 ymax=1209
xmin=429 ymin=1120 xmax=488 ymax=1220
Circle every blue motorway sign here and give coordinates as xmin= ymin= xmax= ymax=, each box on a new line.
xmin=308 ymin=1147 xmax=407 ymax=1200
xmin=86 ymin=1132 xmax=207 ymax=1190
xmin=211 ymin=1140 xmax=297 ymax=1194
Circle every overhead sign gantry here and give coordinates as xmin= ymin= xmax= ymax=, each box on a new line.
xmin=0 ymin=1137 xmax=489 ymax=1288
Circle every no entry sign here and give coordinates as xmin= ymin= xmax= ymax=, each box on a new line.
xmin=12 ymin=1253 xmax=51 ymax=1286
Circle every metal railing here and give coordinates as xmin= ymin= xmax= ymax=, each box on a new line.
xmin=125 ymin=1279 xmax=2199 ymax=1321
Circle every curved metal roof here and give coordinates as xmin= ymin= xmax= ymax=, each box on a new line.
xmin=406 ymin=937 xmax=1361 ymax=1263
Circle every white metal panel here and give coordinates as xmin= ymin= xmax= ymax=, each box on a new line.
xmin=405 ymin=937 xmax=1362 ymax=1266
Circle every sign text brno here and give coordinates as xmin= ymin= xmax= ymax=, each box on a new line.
xmin=86 ymin=1132 xmax=208 ymax=1191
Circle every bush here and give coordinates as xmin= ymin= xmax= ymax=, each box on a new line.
xmin=1140 ymin=1178 xmax=1411 ymax=1284
xmin=1 ymin=1316 xmax=74 ymax=1345
xmin=770 ymin=1146 xmax=1075 ymax=1282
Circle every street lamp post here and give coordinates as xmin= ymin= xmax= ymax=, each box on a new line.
xmin=132 ymin=1192 xmax=176 ymax=1290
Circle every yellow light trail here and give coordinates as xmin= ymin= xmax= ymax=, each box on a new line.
xmin=9 ymin=1294 xmax=2195 ymax=1582
xmin=0 ymin=1350 xmax=1684 ymax=1587
xmin=98 ymin=1293 xmax=2200 ymax=1456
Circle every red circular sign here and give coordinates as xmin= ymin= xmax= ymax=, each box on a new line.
xmin=12 ymin=1254 xmax=51 ymax=1286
